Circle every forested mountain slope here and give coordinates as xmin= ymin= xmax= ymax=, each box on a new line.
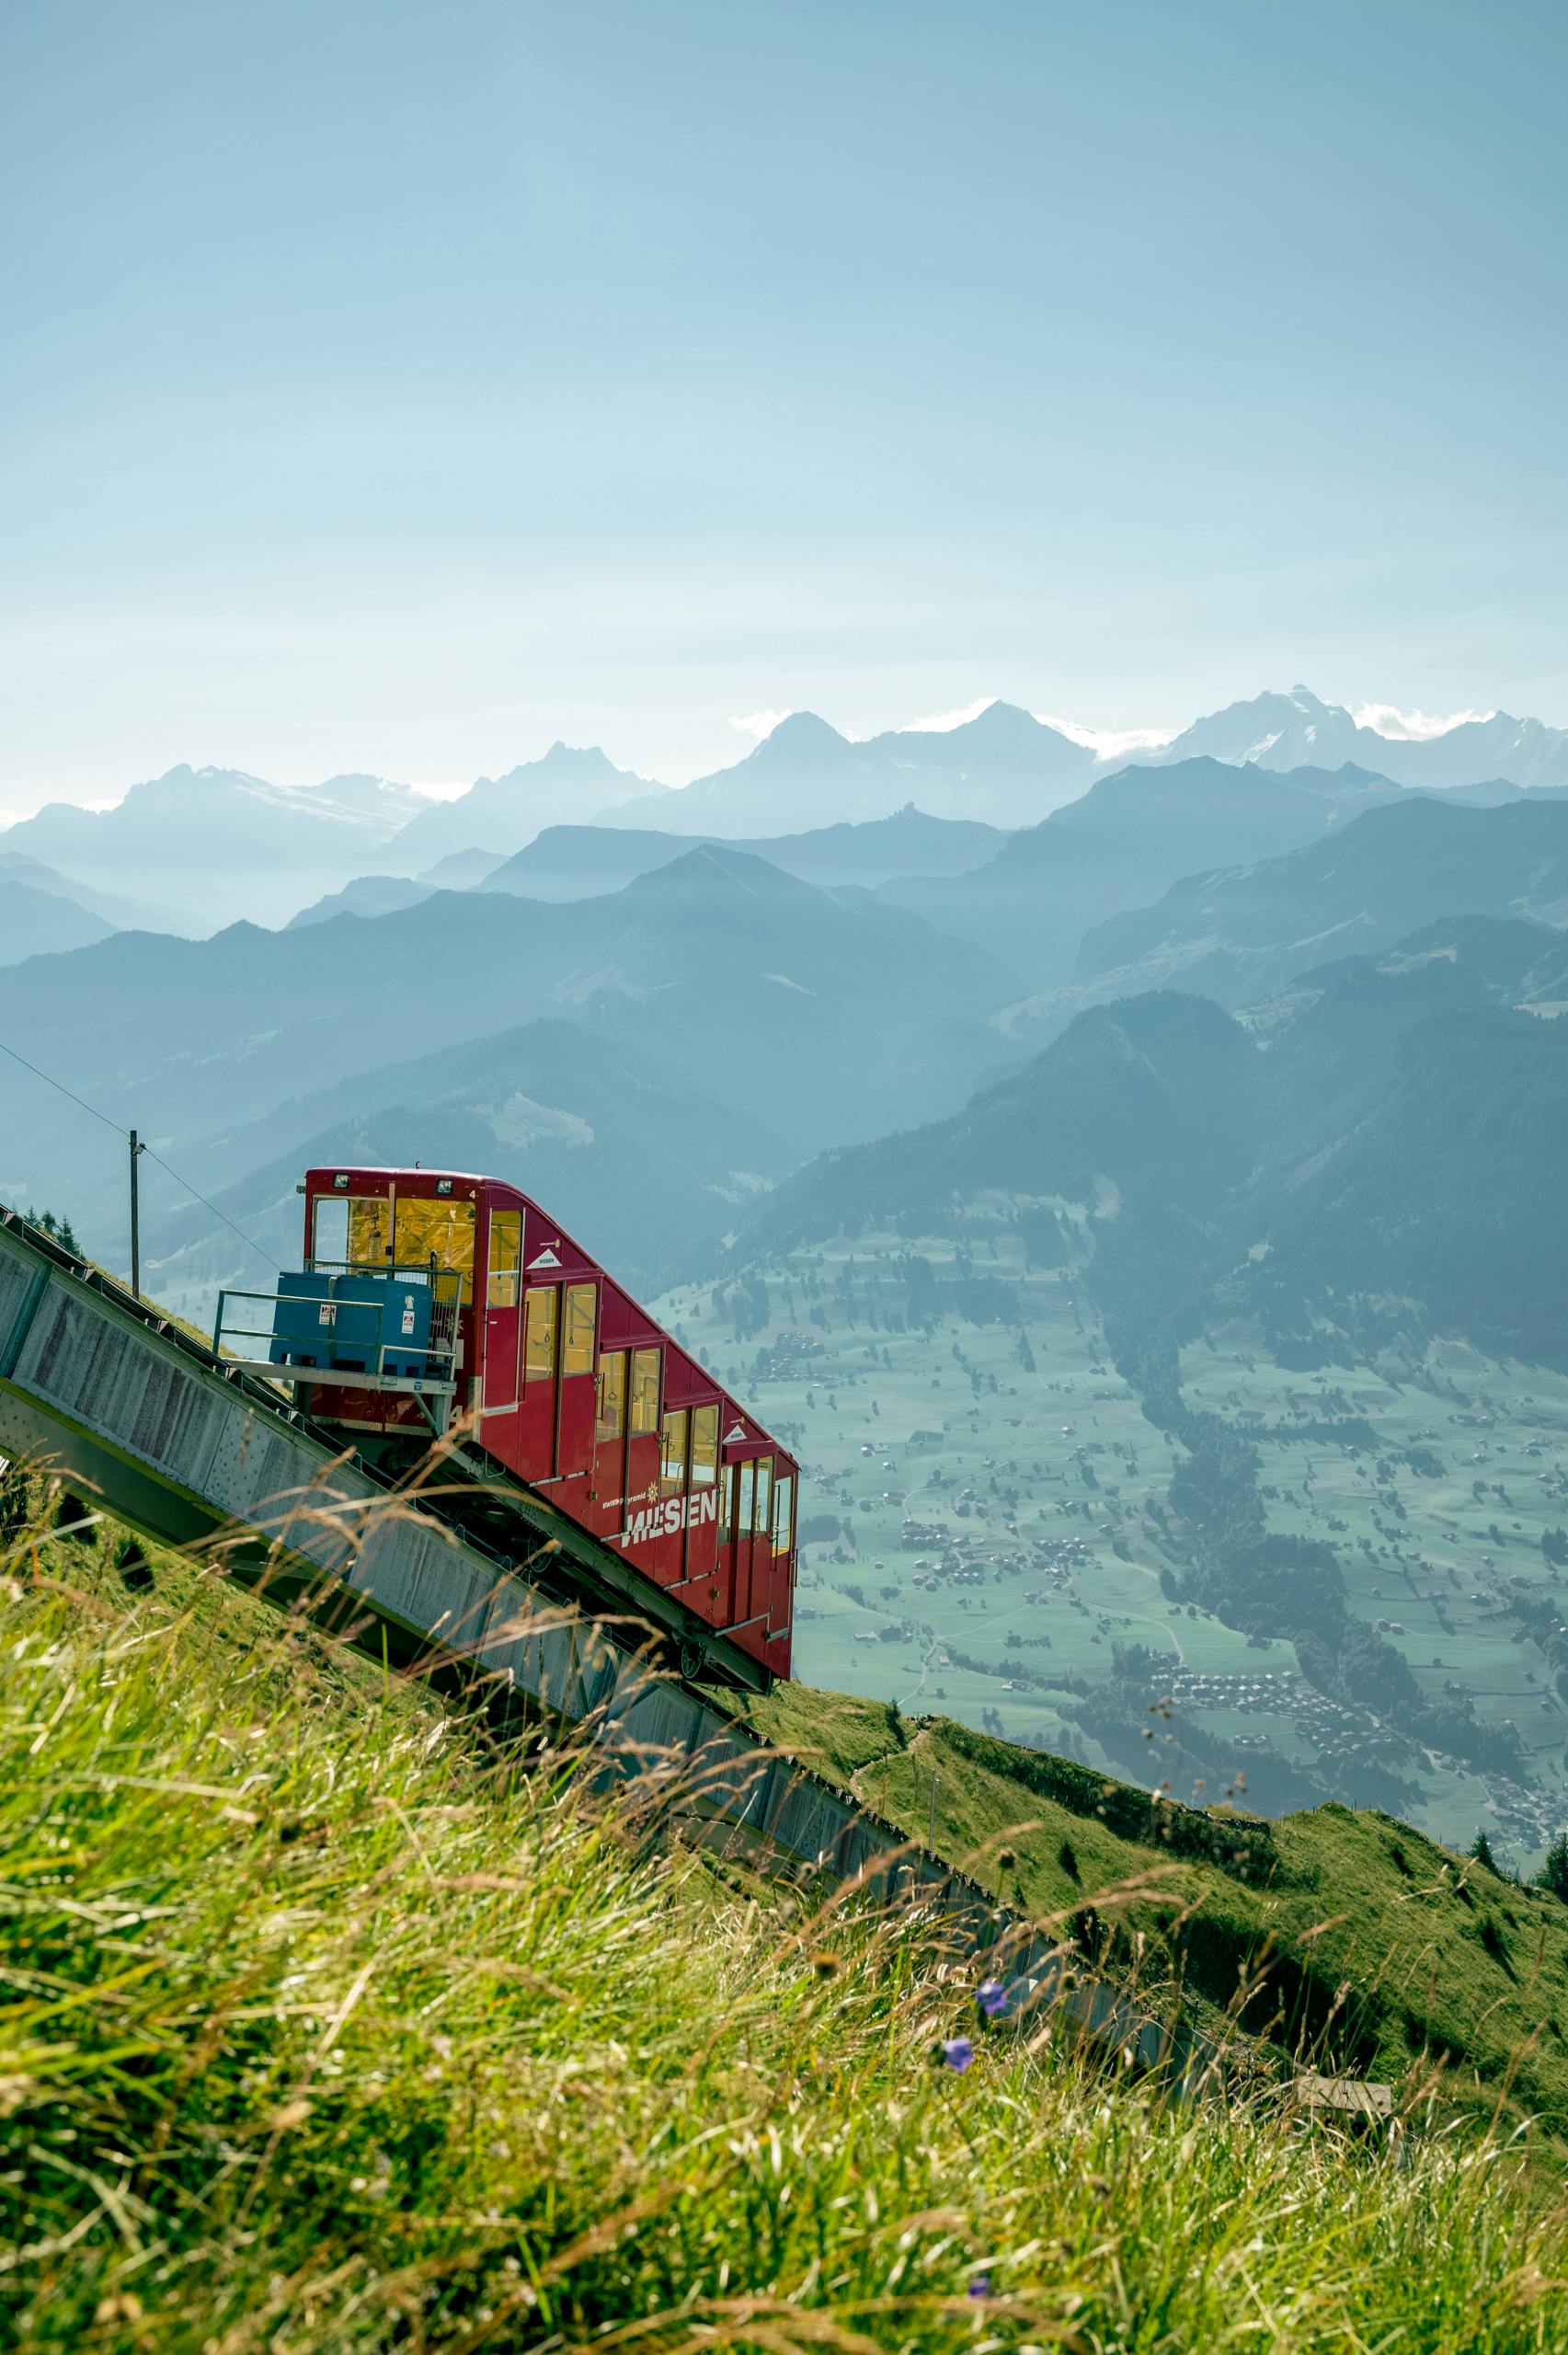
xmin=1076 ymin=795 xmax=1568 ymax=1006
xmin=879 ymin=757 xmax=1388 ymax=989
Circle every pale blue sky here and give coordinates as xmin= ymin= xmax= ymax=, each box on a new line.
xmin=3 ymin=0 xmax=1565 ymax=808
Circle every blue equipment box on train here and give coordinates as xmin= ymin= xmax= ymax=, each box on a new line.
xmin=269 ymin=1269 xmax=435 ymax=1377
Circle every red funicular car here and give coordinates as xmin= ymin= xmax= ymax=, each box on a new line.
xmin=216 ymin=1166 xmax=797 ymax=1689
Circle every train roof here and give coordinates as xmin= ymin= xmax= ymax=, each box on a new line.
xmin=303 ymin=1163 xmax=797 ymax=1471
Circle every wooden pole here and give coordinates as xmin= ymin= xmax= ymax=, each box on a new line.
xmin=129 ymin=1129 xmax=142 ymax=1301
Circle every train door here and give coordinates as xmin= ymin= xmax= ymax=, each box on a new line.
xmin=732 ymin=1458 xmax=757 ymax=1626
xmin=715 ymin=1461 xmax=737 ymax=1622
xmin=652 ymin=1405 xmax=689 ymax=1583
xmin=683 ymin=1402 xmax=720 ymax=1599
xmin=556 ymin=1281 xmax=598 ymax=1482
xmin=482 ymin=1208 xmax=522 ymax=1412
xmin=746 ymin=1456 xmax=773 ymax=1635
xmin=768 ymin=1468 xmax=795 ymax=1642
xmin=519 ymin=1285 xmax=559 ymax=1476
xmin=624 ymin=1346 xmax=661 ymax=1530
xmin=593 ymin=1349 xmax=627 ymax=1526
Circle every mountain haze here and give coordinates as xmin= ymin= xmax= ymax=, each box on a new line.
xmin=478 ymin=805 xmax=1005 ymax=902
xmin=878 ymin=756 xmax=1385 ymax=990
xmin=380 ymin=745 xmax=663 ymax=873
xmin=0 ymin=847 xmax=1019 ymax=1285
xmin=1075 ymin=795 xmax=1568 ymax=1007
xmin=0 ymin=878 xmax=116 ymax=966
xmin=2 ymin=765 xmax=421 ymax=931
xmin=148 ymin=1017 xmax=789 ymax=1312
xmin=611 ymin=703 xmax=1099 ymax=835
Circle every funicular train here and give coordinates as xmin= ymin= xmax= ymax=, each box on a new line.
xmin=216 ymin=1166 xmax=797 ymax=1690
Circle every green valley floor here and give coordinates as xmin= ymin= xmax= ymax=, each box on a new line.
xmin=658 ymin=1196 xmax=1568 ymax=1864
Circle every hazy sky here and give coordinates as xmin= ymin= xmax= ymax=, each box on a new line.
xmin=3 ymin=0 xmax=1566 ymax=810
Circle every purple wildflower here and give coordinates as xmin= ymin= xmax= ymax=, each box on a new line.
xmin=976 ymin=1977 xmax=1007 ymax=2018
xmin=940 ymin=2035 xmax=975 ymax=2072
xmin=967 ymin=2273 xmax=992 ymax=2300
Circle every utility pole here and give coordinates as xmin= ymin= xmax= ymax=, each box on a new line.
xmin=129 ymin=1129 xmax=143 ymax=1301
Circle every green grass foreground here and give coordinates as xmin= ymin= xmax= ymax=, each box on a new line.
xmin=3 ymin=1512 xmax=1568 ymax=2352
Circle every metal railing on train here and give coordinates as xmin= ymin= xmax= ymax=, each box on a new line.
xmin=212 ymin=1266 xmax=462 ymax=1430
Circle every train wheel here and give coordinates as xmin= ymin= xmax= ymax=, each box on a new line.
xmin=679 ymin=1638 xmax=706 ymax=1684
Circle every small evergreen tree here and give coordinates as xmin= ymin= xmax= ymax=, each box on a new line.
xmin=24 ymin=1205 xmax=79 ymax=1253
xmin=1537 ymin=1832 xmax=1568 ymax=1904
xmin=1470 ymin=1829 xmax=1498 ymax=1872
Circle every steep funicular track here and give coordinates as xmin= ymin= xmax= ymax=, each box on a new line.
xmin=0 ymin=1203 xmax=1220 ymax=2089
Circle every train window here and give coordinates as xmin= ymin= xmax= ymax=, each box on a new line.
xmin=523 ymin=1287 xmax=557 ymax=1382
xmin=752 ymin=1456 xmax=772 ymax=1535
xmin=596 ymin=1350 xmax=626 ymax=1442
xmin=737 ymin=1461 xmax=755 ymax=1545
xmin=562 ymin=1283 xmax=596 ymax=1375
xmin=690 ymin=1402 xmax=718 ymax=1487
xmin=719 ymin=1461 xmax=735 ymax=1537
xmin=773 ymin=1473 xmax=794 ymax=1555
xmin=348 ymin=1195 xmax=391 ymax=1266
xmin=630 ymin=1348 xmax=660 ymax=1434
xmin=312 ymin=1195 xmax=349 ymax=1265
xmin=395 ymin=1197 xmax=476 ymax=1300
xmin=659 ymin=1408 xmax=688 ymax=1498
xmin=486 ymin=1210 xmax=522 ymax=1307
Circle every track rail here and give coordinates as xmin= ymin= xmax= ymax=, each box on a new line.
xmin=0 ymin=1204 xmax=1220 ymax=2091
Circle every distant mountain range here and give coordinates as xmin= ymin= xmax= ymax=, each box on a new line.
xmin=475 ymin=805 xmax=1004 ymax=902
xmin=11 ymin=774 xmax=1568 ymax=1320
xmin=604 ymin=687 xmax=1568 ymax=837
xmin=1150 ymin=685 xmax=1568 ymax=790
xmin=378 ymin=744 xmax=661 ymax=874
xmin=288 ymin=806 xmax=1004 ymax=929
xmin=8 ymin=685 xmax=1568 ymax=935
xmin=2 ymin=766 xmax=421 ymax=931
xmin=604 ymin=703 xmax=1099 ymax=835
xmin=0 ymin=846 xmax=1017 ymax=1315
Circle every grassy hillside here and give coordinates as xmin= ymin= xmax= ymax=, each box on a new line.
xmin=6 ymin=1489 xmax=1568 ymax=2351
xmin=750 ymin=1686 xmax=1568 ymax=2138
